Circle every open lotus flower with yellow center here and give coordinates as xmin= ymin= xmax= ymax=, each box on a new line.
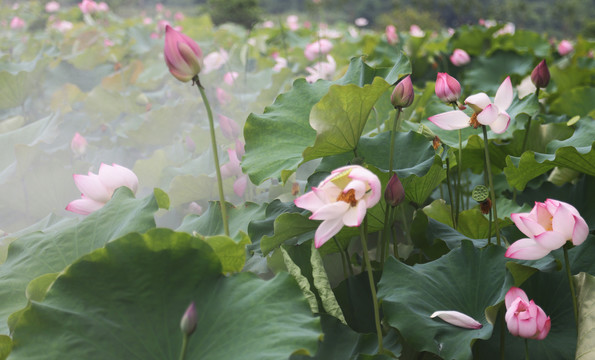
xmin=428 ymin=76 xmax=513 ymax=134
xmin=294 ymin=165 xmax=381 ymax=248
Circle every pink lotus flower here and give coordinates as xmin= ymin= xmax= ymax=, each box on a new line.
xmin=163 ymin=25 xmax=203 ymax=82
xmin=428 ymin=76 xmax=513 ymax=134
xmin=97 ymin=2 xmax=109 ymax=12
xmin=202 ymin=49 xmax=229 ymax=73
xmin=505 ymin=199 xmax=589 ymax=260
xmin=78 ymin=0 xmax=97 ymax=14
xmin=70 ymin=132 xmax=88 ymax=156
xmin=174 ymin=12 xmax=185 ymax=22
xmin=304 ymin=39 xmax=333 ymax=61
xmin=66 ymin=163 xmax=139 ymax=215
xmin=143 ymin=17 xmax=153 ymax=25
xmin=557 ymin=40 xmax=573 ymax=56
xmin=385 ymin=25 xmax=398 ymax=45
xmin=354 ymin=17 xmax=368 ymax=27
xmin=505 ymin=287 xmax=551 ymax=340
xmin=45 ymin=1 xmax=60 ymax=12
xmin=52 ymin=20 xmax=73 ymax=32
xmin=430 ymin=310 xmax=482 ymax=329
xmin=273 ymin=54 xmax=288 ymax=72
xmin=450 ymin=49 xmax=470 ymax=66
xmin=216 ymin=87 xmax=231 ymax=105
xmin=390 ymin=75 xmax=414 ymax=108
xmin=10 ymin=17 xmax=25 ymax=30
xmin=218 ymin=114 xmax=240 ymax=140
xmin=435 ymin=73 xmax=461 ymax=104
xmin=409 ymin=24 xmax=425 ymax=37
xmin=155 ymin=3 xmax=164 ymax=12
xmin=223 ymin=71 xmax=239 ymax=85
xmin=294 ymin=165 xmax=381 ymax=248
xmin=220 ymin=148 xmax=248 ymax=197
xmin=305 ymin=55 xmax=336 ymax=83
xmin=104 ymin=38 xmax=114 ymax=47
xmin=286 ymin=15 xmax=299 ymax=31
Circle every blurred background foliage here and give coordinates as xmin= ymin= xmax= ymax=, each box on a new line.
xmin=53 ymin=0 xmax=595 ymax=38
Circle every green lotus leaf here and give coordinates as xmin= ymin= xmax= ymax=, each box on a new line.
xmin=0 ymin=187 xmax=160 ymax=335
xmin=550 ymin=87 xmax=595 ymax=118
xmin=575 ymin=272 xmax=595 ymax=360
xmin=9 ymin=229 xmax=321 ymax=359
xmin=377 ymin=241 xmax=512 ymax=360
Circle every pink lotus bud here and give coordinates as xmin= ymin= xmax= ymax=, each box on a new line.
xmin=66 ymin=163 xmax=139 ymax=215
xmin=143 ymin=17 xmax=153 ymax=25
xmin=390 ymin=75 xmax=414 ymax=108
xmin=235 ymin=140 xmax=245 ymax=157
xmin=450 ymin=49 xmax=470 ymax=67
xmin=174 ymin=12 xmax=184 ymax=22
xmin=78 ymin=0 xmax=98 ymax=14
xmin=384 ymin=173 xmax=405 ymax=207
xmin=163 ymin=25 xmax=203 ymax=83
xmin=180 ymin=302 xmax=197 ymax=336
xmin=304 ymin=39 xmax=333 ymax=61
xmin=430 ymin=311 xmax=483 ymax=329
xmin=188 ymin=202 xmax=203 ymax=215
xmin=216 ymin=88 xmax=231 ymax=105
xmin=234 ymin=175 xmax=249 ymax=197
xmin=45 ymin=1 xmax=60 ymax=12
xmin=10 ymin=17 xmax=25 ymax=30
xmin=385 ymin=25 xmax=398 ymax=45
xmin=286 ymin=15 xmax=299 ymax=31
xmin=70 ymin=133 xmax=88 ymax=156
xmin=557 ymin=40 xmax=573 ymax=56
xmin=409 ymin=24 xmax=425 ymax=37
xmin=97 ymin=2 xmax=109 ymax=12
xmin=530 ymin=60 xmax=550 ymax=89
xmin=504 ymin=287 xmax=550 ymax=340
xmin=103 ymin=38 xmax=114 ymax=47
xmin=435 ymin=73 xmax=461 ymax=104
xmin=223 ymin=71 xmax=239 ymax=85
xmin=218 ymin=115 xmax=240 ymax=140
xmin=157 ymin=20 xmax=170 ymax=32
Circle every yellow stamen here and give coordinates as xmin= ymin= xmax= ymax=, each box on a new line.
xmin=336 ymin=189 xmax=357 ymax=207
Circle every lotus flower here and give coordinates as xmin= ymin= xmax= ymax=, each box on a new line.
xmin=220 ymin=147 xmax=248 ymax=197
xmin=505 ymin=287 xmax=550 ymax=340
xmin=428 ymin=76 xmax=513 ymax=134
xmin=557 ymin=40 xmax=573 ymax=56
xmin=505 ymin=199 xmax=588 ymax=260
xmin=66 ymin=163 xmax=139 ymax=215
xmin=294 ymin=165 xmax=381 ymax=248
xmin=78 ymin=0 xmax=97 ymax=14
xmin=435 ymin=73 xmax=461 ymax=104
xmin=450 ymin=49 xmax=470 ymax=66
xmin=304 ymin=39 xmax=333 ymax=61
xmin=305 ymin=55 xmax=336 ymax=83
xmin=286 ymin=15 xmax=299 ymax=31
xmin=218 ymin=114 xmax=240 ymax=140
xmin=223 ymin=71 xmax=239 ymax=85
xmin=164 ymin=25 xmax=202 ymax=83
xmin=390 ymin=75 xmax=414 ymax=108
xmin=180 ymin=302 xmax=197 ymax=335
xmin=70 ymin=132 xmax=88 ymax=156
xmin=409 ymin=24 xmax=425 ymax=37
xmin=45 ymin=1 xmax=60 ymax=12
xmin=430 ymin=310 xmax=482 ymax=329
xmin=202 ymin=49 xmax=229 ymax=73
xmin=531 ymin=60 xmax=550 ymax=89
xmin=10 ymin=17 xmax=25 ymax=30
xmin=385 ymin=25 xmax=398 ymax=44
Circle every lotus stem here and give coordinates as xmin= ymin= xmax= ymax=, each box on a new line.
xmin=563 ymin=244 xmax=579 ymax=327
xmin=196 ymin=83 xmax=230 ymax=237
xmin=179 ymin=334 xmax=189 ymax=360
xmin=481 ymin=126 xmax=500 ymax=246
xmin=360 ymin=217 xmax=383 ymax=353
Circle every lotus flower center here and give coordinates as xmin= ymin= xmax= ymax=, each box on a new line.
xmin=469 ymin=113 xmax=481 ymax=129
xmin=337 ymin=189 xmax=358 ymax=207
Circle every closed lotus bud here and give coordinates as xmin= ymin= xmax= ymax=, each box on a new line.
xmin=164 ymin=25 xmax=203 ymax=82
xmin=180 ymin=302 xmax=197 ymax=335
xmin=390 ymin=75 xmax=414 ymax=108
xmin=384 ymin=173 xmax=405 ymax=207
xmin=70 ymin=132 xmax=88 ymax=156
xmin=435 ymin=73 xmax=461 ymax=104
xmin=530 ymin=60 xmax=550 ymax=89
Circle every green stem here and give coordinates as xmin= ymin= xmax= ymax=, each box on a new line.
xmin=457 ymin=129 xmax=463 ymax=215
xmin=196 ymin=82 xmax=230 ymax=237
xmin=388 ymin=107 xmax=403 ymax=175
xmin=179 ymin=334 xmax=189 ymax=360
xmin=360 ymin=218 xmax=384 ymax=353
xmin=524 ymin=338 xmax=529 ymax=360
xmin=333 ymin=237 xmax=349 ymax=279
xmin=445 ymin=155 xmax=457 ymax=228
xmin=481 ymin=126 xmax=500 ymax=246
xmin=380 ymin=203 xmax=390 ymax=266
xmin=563 ymin=245 xmax=579 ymax=328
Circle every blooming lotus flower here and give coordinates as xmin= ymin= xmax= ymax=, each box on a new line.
xmin=66 ymin=163 xmax=139 ymax=215
xmin=428 ymin=76 xmax=513 ymax=134
xmin=10 ymin=17 xmax=25 ymax=30
xmin=294 ymin=165 xmax=381 ymax=248
xmin=97 ymin=2 xmax=109 ymax=12
xmin=78 ymin=0 xmax=97 ymax=14
xmin=390 ymin=75 xmax=414 ymax=108
xmin=354 ymin=17 xmax=368 ymax=27
xmin=385 ymin=25 xmax=398 ymax=44
xmin=435 ymin=73 xmax=461 ymax=104
xmin=286 ymin=15 xmax=299 ymax=31
xmin=505 ymin=287 xmax=551 ymax=340
xmin=304 ymin=39 xmax=333 ymax=61
xmin=430 ymin=311 xmax=482 ymax=329
xmin=70 ymin=132 xmax=88 ymax=156
xmin=409 ymin=24 xmax=425 ymax=37
xmin=305 ymin=55 xmax=336 ymax=83
xmin=558 ymin=40 xmax=573 ymax=56
xmin=450 ymin=49 xmax=470 ymax=66
xmin=45 ymin=1 xmax=60 ymax=12
xmin=272 ymin=54 xmax=288 ymax=72
xmin=505 ymin=199 xmax=588 ymax=260
xmin=52 ymin=20 xmax=73 ymax=32
xmin=164 ymin=25 xmax=203 ymax=83
xmin=223 ymin=71 xmax=239 ymax=85
xmin=202 ymin=49 xmax=229 ymax=73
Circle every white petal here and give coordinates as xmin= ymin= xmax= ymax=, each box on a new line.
xmin=489 ymin=112 xmax=511 ymax=134
xmin=428 ymin=111 xmax=470 ymax=130
xmin=494 ymin=76 xmax=513 ymax=110
xmin=310 ymin=201 xmax=350 ymax=221
xmin=430 ymin=310 xmax=482 ymax=329
xmin=314 ymin=217 xmax=345 ymax=248
xmin=477 ymin=104 xmax=499 ymax=125
xmin=465 ymin=93 xmax=491 ymax=112
xmin=342 ymin=200 xmax=366 ymax=227
xmin=505 ymin=238 xmax=551 ymax=260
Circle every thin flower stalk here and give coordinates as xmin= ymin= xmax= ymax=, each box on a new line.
xmin=482 ymin=125 xmax=500 ymax=245
xmin=563 ymin=244 xmax=578 ymax=327
xmin=360 ymin=218 xmax=383 ymax=353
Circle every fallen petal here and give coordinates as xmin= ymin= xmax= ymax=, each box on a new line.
xmin=430 ymin=310 xmax=483 ymax=329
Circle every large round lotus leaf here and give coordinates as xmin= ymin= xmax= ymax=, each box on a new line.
xmin=377 ymin=241 xmax=512 ymax=360
xmin=9 ymin=229 xmax=321 ymax=360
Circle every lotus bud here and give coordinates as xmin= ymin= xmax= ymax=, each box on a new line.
xmin=435 ymin=73 xmax=461 ymax=104
xmin=164 ymin=25 xmax=203 ymax=83
xmin=180 ymin=302 xmax=197 ymax=335
xmin=384 ymin=173 xmax=405 ymax=207
xmin=70 ymin=132 xmax=88 ymax=156
xmin=390 ymin=75 xmax=414 ymax=109
xmin=530 ymin=60 xmax=550 ymax=89
xmin=557 ymin=40 xmax=573 ymax=56
xmin=450 ymin=49 xmax=470 ymax=66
